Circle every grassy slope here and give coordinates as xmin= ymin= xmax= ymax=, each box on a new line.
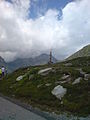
xmin=0 ymin=56 xmax=90 ymax=116
xmin=67 ymin=44 xmax=90 ymax=60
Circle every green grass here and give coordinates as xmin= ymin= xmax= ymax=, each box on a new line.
xmin=0 ymin=56 xmax=90 ymax=116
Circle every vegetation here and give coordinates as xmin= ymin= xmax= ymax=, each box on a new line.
xmin=66 ymin=44 xmax=90 ymax=60
xmin=0 ymin=56 xmax=90 ymax=116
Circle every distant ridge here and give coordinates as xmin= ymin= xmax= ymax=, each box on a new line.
xmin=7 ymin=53 xmax=57 ymax=72
xmin=0 ymin=56 xmax=6 ymax=67
xmin=66 ymin=44 xmax=90 ymax=60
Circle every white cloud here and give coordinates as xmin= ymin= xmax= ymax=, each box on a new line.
xmin=11 ymin=0 xmax=30 ymax=18
xmin=0 ymin=0 xmax=90 ymax=62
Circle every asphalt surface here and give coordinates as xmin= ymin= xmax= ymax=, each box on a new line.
xmin=0 ymin=96 xmax=47 ymax=120
xmin=0 ymin=96 xmax=89 ymax=120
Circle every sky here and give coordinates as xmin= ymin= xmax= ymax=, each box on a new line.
xmin=0 ymin=0 xmax=90 ymax=62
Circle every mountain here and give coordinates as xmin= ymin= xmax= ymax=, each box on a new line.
xmin=0 ymin=56 xmax=7 ymax=67
xmin=7 ymin=54 xmax=57 ymax=72
xmin=0 ymin=56 xmax=90 ymax=116
xmin=66 ymin=44 xmax=90 ymax=60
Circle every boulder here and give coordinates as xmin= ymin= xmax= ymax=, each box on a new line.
xmin=61 ymin=75 xmax=70 ymax=80
xmin=38 ymin=68 xmax=52 ymax=76
xmin=76 ymin=68 xmax=85 ymax=77
xmin=72 ymin=77 xmax=82 ymax=85
xmin=16 ymin=75 xmax=23 ymax=81
xmin=64 ymin=63 xmax=72 ymax=67
xmin=51 ymin=85 xmax=67 ymax=100
xmin=37 ymin=84 xmax=43 ymax=88
xmin=29 ymin=75 xmax=34 ymax=80
xmin=45 ymin=83 xmax=51 ymax=86
xmin=84 ymin=74 xmax=90 ymax=80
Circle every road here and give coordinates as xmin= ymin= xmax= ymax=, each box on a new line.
xmin=0 ymin=96 xmax=47 ymax=120
xmin=0 ymin=96 xmax=89 ymax=120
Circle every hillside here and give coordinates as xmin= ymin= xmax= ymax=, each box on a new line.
xmin=66 ymin=44 xmax=90 ymax=60
xmin=7 ymin=54 xmax=57 ymax=72
xmin=0 ymin=56 xmax=90 ymax=116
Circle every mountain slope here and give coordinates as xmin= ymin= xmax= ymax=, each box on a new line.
xmin=0 ymin=56 xmax=90 ymax=116
xmin=67 ymin=44 xmax=90 ymax=60
xmin=7 ymin=54 xmax=57 ymax=72
xmin=0 ymin=56 xmax=7 ymax=67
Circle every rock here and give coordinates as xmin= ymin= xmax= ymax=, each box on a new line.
xmin=79 ymin=69 xmax=86 ymax=77
xmin=76 ymin=68 xmax=85 ymax=77
xmin=72 ymin=77 xmax=82 ymax=85
xmin=80 ymin=70 xmax=86 ymax=75
xmin=51 ymin=85 xmax=67 ymax=100
xmin=61 ymin=78 xmax=71 ymax=83
xmin=10 ymin=86 xmax=13 ymax=89
xmin=56 ymin=77 xmax=71 ymax=84
xmin=61 ymin=75 xmax=70 ymax=80
xmin=37 ymin=84 xmax=43 ymax=88
xmin=84 ymin=74 xmax=90 ymax=80
xmin=29 ymin=75 xmax=34 ymax=80
xmin=60 ymin=80 xmax=68 ymax=84
xmin=64 ymin=63 xmax=72 ymax=67
xmin=45 ymin=83 xmax=51 ymax=86
xmin=38 ymin=68 xmax=52 ymax=76
xmin=84 ymin=78 xmax=88 ymax=81
xmin=27 ymin=68 xmax=30 ymax=71
xmin=61 ymin=101 xmax=63 ymax=104
xmin=16 ymin=75 xmax=23 ymax=81
xmin=56 ymin=80 xmax=67 ymax=84
xmin=55 ymin=81 xmax=61 ymax=84
xmin=12 ymin=94 xmax=15 ymax=97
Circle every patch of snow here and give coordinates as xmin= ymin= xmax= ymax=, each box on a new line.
xmin=38 ymin=68 xmax=52 ymax=75
xmin=51 ymin=85 xmax=67 ymax=100
xmin=72 ymin=77 xmax=82 ymax=85
xmin=16 ymin=75 xmax=24 ymax=81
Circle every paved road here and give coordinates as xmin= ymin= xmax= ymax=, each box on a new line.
xmin=0 ymin=97 xmax=47 ymax=120
xmin=0 ymin=96 xmax=90 ymax=120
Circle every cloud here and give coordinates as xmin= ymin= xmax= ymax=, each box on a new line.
xmin=0 ymin=0 xmax=90 ymax=62
xmin=11 ymin=0 xmax=30 ymax=18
